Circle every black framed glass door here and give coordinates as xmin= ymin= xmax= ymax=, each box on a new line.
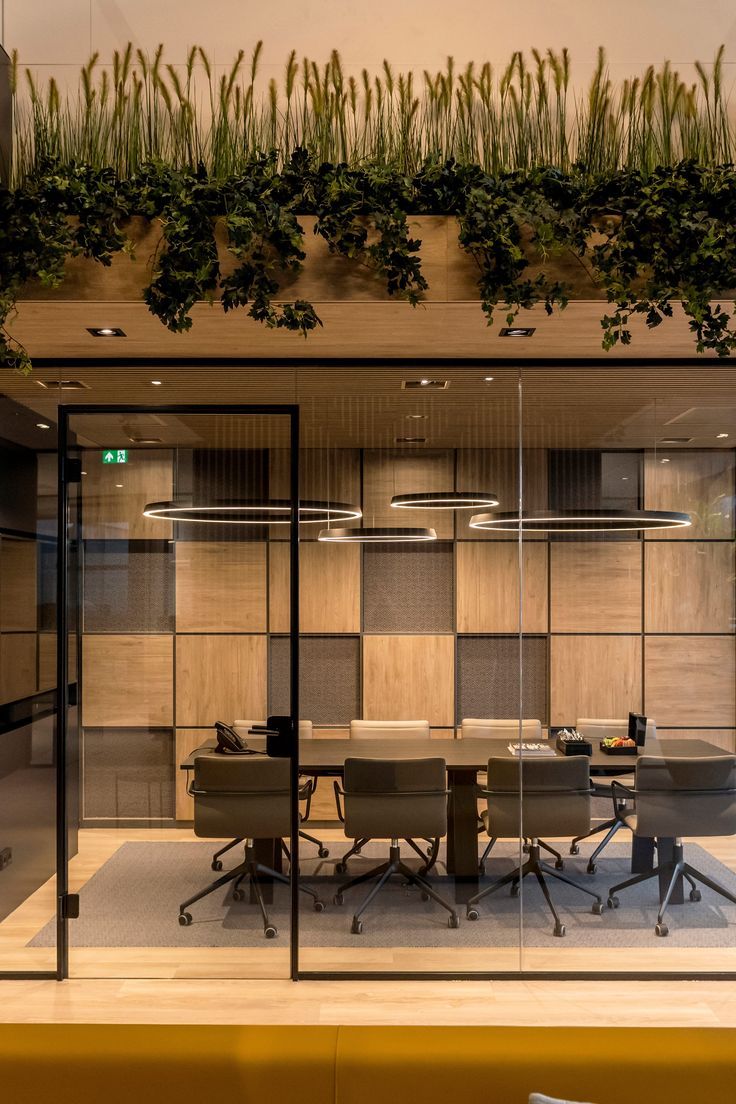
xmin=57 ymin=404 xmax=300 ymax=980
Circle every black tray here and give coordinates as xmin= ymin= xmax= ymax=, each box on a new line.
xmin=600 ymin=743 xmax=637 ymax=755
xmin=555 ymin=735 xmax=592 ymax=756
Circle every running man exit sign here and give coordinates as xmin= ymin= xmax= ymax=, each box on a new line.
xmin=102 ymin=449 xmax=128 ymax=464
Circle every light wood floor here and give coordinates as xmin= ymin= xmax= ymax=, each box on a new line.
xmin=3 ymin=827 xmax=736 ymax=981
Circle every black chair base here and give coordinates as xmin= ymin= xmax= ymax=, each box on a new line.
xmin=334 ymin=842 xmax=459 ymax=933
xmin=336 ymin=836 xmax=439 ymax=875
xmin=608 ymin=841 xmax=736 ymax=937
xmin=179 ymin=841 xmax=325 ymax=938
xmin=467 ymin=841 xmax=603 ymax=937
xmin=480 ymin=837 xmax=562 ymax=875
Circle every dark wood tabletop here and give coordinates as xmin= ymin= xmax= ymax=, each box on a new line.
xmin=180 ymin=735 xmax=726 ymax=772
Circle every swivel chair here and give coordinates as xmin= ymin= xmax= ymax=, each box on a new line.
xmin=208 ymin=718 xmax=328 ymax=872
xmin=467 ymin=755 xmax=604 ymax=937
xmin=607 ymin=754 xmax=736 ymax=936
xmin=334 ymin=720 xmax=437 ymax=872
xmin=178 ymin=753 xmax=326 ymax=938
xmin=569 ymin=717 xmax=656 ymax=873
xmin=334 ymin=756 xmax=459 ymax=933
xmin=461 ymin=719 xmax=563 ymax=873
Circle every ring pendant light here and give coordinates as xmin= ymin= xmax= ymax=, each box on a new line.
xmin=468 ymin=508 xmax=692 ymax=534
xmin=143 ymin=499 xmax=362 ymax=525
xmin=390 ymin=490 xmax=500 ymax=510
xmin=317 ymin=525 xmax=437 ymax=543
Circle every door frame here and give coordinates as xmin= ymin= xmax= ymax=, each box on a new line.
xmin=56 ymin=403 xmax=301 ymax=981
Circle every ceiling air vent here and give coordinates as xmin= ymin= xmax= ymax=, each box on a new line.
xmin=401 ymin=379 xmax=449 ymax=390
xmin=128 ymin=436 xmax=163 ymax=445
xmin=657 ymin=437 xmax=694 ymax=445
xmin=395 ymin=436 xmax=427 ymax=444
xmin=35 ymin=379 xmax=90 ymax=391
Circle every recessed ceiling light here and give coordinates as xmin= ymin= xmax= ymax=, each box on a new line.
xmin=401 ymin=379 xmax=449 ymax=390
xmin=405 ymin=414 xmax=427 ymax=420
xmin=499 ymin=326 xmax=535 ymax=337
xmin=660 ymin=458 xmax=671 ymax=464
xmin=81 ymin=471 xmax=87 ymax=476
xmin=395 ymin=436 xmax=427 ymax=444
xmin=87 ymin=327 xmax=126 ymax=337
xmin=36 ymin=422 xmax=51 ymax=430
xmin=150 ymin=380 xmax=163 ymax=386
xmin=717 ymin=432 xmax=729 ymax=439
xmin=483 ymin=376 xmax=494 ymax=382
xmin=115 ymin=483 xmax=124 ymax=488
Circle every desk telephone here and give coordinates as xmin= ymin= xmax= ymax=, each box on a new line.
xmin=214 ymin=717 xmax=294 ymax=758
xmin=215 ymin=721 xmax=263 ymax=755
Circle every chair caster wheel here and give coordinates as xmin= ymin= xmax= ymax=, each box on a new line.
xmin=607 ymin=895 xmax=619 ymax=909
xmin=510 ymin=883 xmax=519 ymax=898
xmin=351 ymin=918 xmax=363 ymax=934
xmin=318 ymin=847 xmax=330 ymax=858
xmin=570 ymin=843 xmax=580 ymax=855
xmin=420 ymin=891 xmax=430 ymax=902
xmin=211 ymin=860 xmax=223 ymax=871
xmin=466 ymin=907 xmax=480 ymax=921
xmin=313 ymin=899 xmax=326 ymax=913
xmin=592 ymin=900 xmax=604 ymax=915
xmin=689 ymin=889 xmax=702 ymax=902
xmin=555 ymin=858 xmax=565 ymax=870
xmin=232 ymin=889 xmax=245 ymax=902
xmin=333 ymin=893 xmax=344 ymax=906
xmin=264 ymin=926 xmax=278 ymax=939
xmin=335 ymin=862 xmax=347 ymax=874
xmin=553 ymin=923 xmax=566 ymax=937
xmin=448 ymin=913 xmax=459 ymax=929
xmin=586 ymin=862 xmax=597 ymax=875
xmin=178 ymin=912 xmax=192 ymax=926
xmin=655 ymin=922 xmax=669 ymax=937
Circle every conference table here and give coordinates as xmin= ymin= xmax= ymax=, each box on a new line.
xmin=181 ymin=735 xmax=725 ymax=902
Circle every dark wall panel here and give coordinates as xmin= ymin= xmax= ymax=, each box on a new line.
xmin=457 ymin=635 xmax=548 ymax=723
xmin=83 ymin=541 xmax=174 ymax=632
xmin=270 ymin=635 xmax=360 ymax=725
xmin=83 ymin=728 xmax=175 ymax=819
xmin=363 ymin=543 xmax=454 ymax=633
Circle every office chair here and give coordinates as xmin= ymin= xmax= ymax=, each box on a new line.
xmin=607 ymin=754 xmax=736 ymax=936
xmin=209 ymin=719 xmax=328 ymax=872
xmin=569 ymin=717 xmax=656 ymax=873
xmin=334 ymin=720 xmax=438 ymax=872
xmin=467 ymin=755 xmax=603 ymax=937
xmin=178 ymin=753 xmax=326 ymax=937
xmin=461 ymin=719 xmax=563 ymax=873
xmin=334 ymin=756 xmax=459 ymax=933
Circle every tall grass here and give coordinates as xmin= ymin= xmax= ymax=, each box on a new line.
xmin=10 ymin=42 xmax=735 ymax=184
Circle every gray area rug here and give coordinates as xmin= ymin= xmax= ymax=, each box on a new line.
xmin=29 ymin=840 xmax=736 ymax=948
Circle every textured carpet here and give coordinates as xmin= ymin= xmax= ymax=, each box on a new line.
xmin=29 ymin=839 xmax=736 ymax=948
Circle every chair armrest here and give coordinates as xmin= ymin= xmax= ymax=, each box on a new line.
xmin=333 ymin=780 xmax=345 ymax=822
xmin=610 ymin=778 xmax=635 ymax=815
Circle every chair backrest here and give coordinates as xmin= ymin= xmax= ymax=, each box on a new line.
xmin=343 ymin=757 xmax=447 ymax=840
xmin=484 ymin=755 xmax=591 ymax=839
xmin=577 ymin=717 xmax=656 ymax=742
xmin=462 ymin=718 xmax=542 ymax=741
xmin=633 ymin=755 xmax=736 ymax=838
xmin=192 ymin=754 xmax=291 ymax=839
xmin=234 ymin=719 xmax=314 ymax=739
xmin=350 ymin=720 xmax=430 ymax=740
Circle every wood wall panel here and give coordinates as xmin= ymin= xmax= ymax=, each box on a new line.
xmin=656 ymin=729 xmax=736 ymax=752
xmin=81 ymin=451 xmax=174 ymax=540
xmin=362 ymin=634 xmax=455 ymax=725
xmin=550 ymin=635 xmax=642 ymax=726
xmin=0 ymin=633 xmax=36 ymax=704
xmin=82 ymin=634 xmax=173 ymax=727
xmin=175 ymin=634 xmax=267 ymax=726
xmin=269 ymin=541 xmax=361 ymax=634
xmin=175 ymin=542 xmax=266 ymax=632
xmin=644 ymin=450 xmax=735 ymax=540
xmin=0 ymin=539 xmax=37 ymax=630
xmin=645 ymin=636 xmax=736 ymax=726
xmin=456 ymin=542 xmax=548 ymax=633
xmin=362 ymin=450 xmax=455 ymax=539
xmin=645 ymin=542 xmax=735 ymax=633
xmin=174 ymin=729 xmax=207 ymax=820
xmin=38 ymin=632 xmax=78 ymax=690
xmin=455 ymin=449 xmax=548 ymax=539
xmin=551 ymin=542 xmax=642 ymax=632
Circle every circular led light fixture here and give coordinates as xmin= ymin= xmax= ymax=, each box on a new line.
xmin=143 ymin=499 xmax=362 ymax=525
xmin=391 ymin=491 xmax=499 ymax=510
xmin=469 ymin=509 xmax=691 ymax=534
xmin=318 ymin=526 xmax=437 ymax=543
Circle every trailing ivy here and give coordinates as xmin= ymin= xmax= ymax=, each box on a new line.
xmin=3 ymin=155 xmax=736 ymax=372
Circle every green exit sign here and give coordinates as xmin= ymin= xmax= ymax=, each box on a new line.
xmin=102 ymin=449 xmax=128 ymax=464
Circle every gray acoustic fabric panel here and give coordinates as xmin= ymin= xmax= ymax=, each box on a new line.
xmin=363 ymin=543 xmax=454 ymax=633
xmin=269 ymin=635 xmax=360 ymax=725
xmin=83 ymin=728 xmax=175 ymax=819
xmin=457 ymin=635 xmax=548 ymax=724
xmin=83 ymin=541 xmax=174 ymax=632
